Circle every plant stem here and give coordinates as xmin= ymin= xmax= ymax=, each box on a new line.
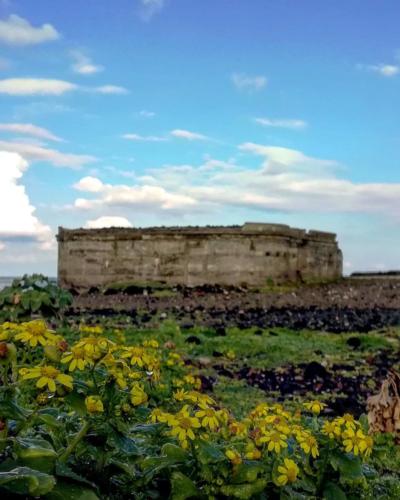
xmin=59 ymin=420 xmax=90 ymax=463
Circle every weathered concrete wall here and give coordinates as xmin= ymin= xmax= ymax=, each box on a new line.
xmin=57 ymin=223 xmax=342 ymax=289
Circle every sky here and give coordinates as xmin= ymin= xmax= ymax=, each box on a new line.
xmin=0 ymin=0 xmax=400 ymax=276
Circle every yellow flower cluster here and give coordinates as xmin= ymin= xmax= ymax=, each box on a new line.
xmin=322 ymin=413 xmax=373 ymax=457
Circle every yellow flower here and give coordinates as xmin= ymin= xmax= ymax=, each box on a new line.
xmin=150 ymin=408 xmax=173 ymax=424
xmin=229 ymin=421 xmax=248 ymax=437
xmin=226 ymin=350 xmax=236 ymax=360
xmin=245 ymin=442 xmax=261 ymax=460
xmin=225 ymin=449 xmax=242 ymax=465
xmin=15 ymin=320 xmax=56 ymax=347
xmin=250 ymin=403 xmax=269 ymax=418
xmin=130 ymin=382 xmax=148 ymax=406
xmin=61 ymin=346 xmax=92 ymax=371
xmin=80 ymin=325 xmax=103 ymax=335
xmin=186 ymin=391 xmax=215 ymax=407
xmin=342 ymin=428 xmax=372 ymax=456
xmin=121 ymin=346 xmax=146 ymax=367
xmin=297 ymin=432 xmax=319 ymax=458
xmin=183 ymin=374 xmax=201 ymax=389
xmin=108 ymin=368 xmax=128 ymax=389
xmin=334 ymin=413 xmax=359 ymax=430
xmin=20 ymin=365 xmax=73 ymax=392
xmin=173 ymin=389 xmax=188 ymax=402
xmin=168 ymin=409 xmax=201 ymax=443
xmin=322 ymin=421 xmax=341 ymax=440
xmin=76 ymin=336 xmax=111 ymax=360
xmin=276 ymin=458 xmax=299 ymax=486
xmin=303 ymin=401 xmax=327 ymax=415
xmin=195 ymin=407 xmax=219 ymax=431
xmin=259 ymin=431 xmax=288 ymax=454
xmin=143 ymin=339 xmax=159 ymax=348
xmin=0 ymin=322 xmax=20 ymax=341
xmin=85 ymin=396 xmax=104 ymax=414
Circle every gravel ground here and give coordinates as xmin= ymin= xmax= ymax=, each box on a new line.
xmin=71 ymin=278 xmax=400 ymax=332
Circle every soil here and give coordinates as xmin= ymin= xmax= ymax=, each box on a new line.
xmin=71 ymin=278 xmax=400 ymax=333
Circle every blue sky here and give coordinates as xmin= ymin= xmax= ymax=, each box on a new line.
xmin=0 ymin=0 xmax=400 ymax=275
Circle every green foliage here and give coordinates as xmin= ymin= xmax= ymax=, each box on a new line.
xmin=0 ymin=275 xmax=72 ymax=321
xmin=0 ymin=317 xmax=398 ymax=498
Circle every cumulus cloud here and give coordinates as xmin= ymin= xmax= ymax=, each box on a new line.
xmin=139 ymin=0 xmax=165 ymax=20
xmin=231 ymin=72 xmax=267 ymax=91
xmin=0 ymin=140 xmax=96 ymax=168
xmin=255 ymin=117 xmax=308 ymax=130
xmin=73 ymin=176 xmax=197 ymax=212
xmin=0 ymin=151 xmax=52 ymax=248
xmin=70 ymin=50 xmax=104 ymax=75
xmin=170 ymin=129 xmax=208 ymax=141
xmin=0 ymin=123 xmax=63 ymax=142
xmin=72 ymin=146 xmax=400 ymax=223
xmin=85 ymin=216 xmax=132 ymax=228
xmin=123 ymin=133 xmax=167 ymax=142
xmin=0 ymin=14 xmax=60 ymax=46
xmin=0 ymin=78 xmax=77 ymax=95
xmin=0 ymin=78 xmax=129 ymax=96
xmin=94 ymin=85 xmax=129 ymax=94
xmin=357 ymin=63 xmax=399 ymax=77
xmin=74 ymin=176 xmax=104 ymax=192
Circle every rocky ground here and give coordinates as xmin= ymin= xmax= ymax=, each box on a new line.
xmin=71 ymin=278 xmax=400 ymax=332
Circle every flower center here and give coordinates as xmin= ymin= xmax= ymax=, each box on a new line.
xmin=41 ymin=366 xmax=59 ymax=378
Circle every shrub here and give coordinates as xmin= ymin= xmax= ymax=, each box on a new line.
xmin=0 ymin=320 xmax=382 ymax=498
xmin=0 ymin=275 xmax=72 ymax=321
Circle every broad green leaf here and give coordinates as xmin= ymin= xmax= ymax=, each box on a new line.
xmin=330 ymin=452 xmax=363 ymax=481
xmin=231 ymin=462 xmax=263 ymax=484
xmin=44 ymin=480 xmax=99 ymax=500
xmin=195 ymin=440 xmax=225 ymax=464
xmin=162 ymin=443 xmax=188 ymax=461
xmin=171 ymin=472 xmax=198 ymax=500
xmin=0 ymin=466 xmax=56 ymax=496
xmin=323 ymin=481 xmax=347 ymax=500
xmin=220 ymin=479 xmax=267 ymax=499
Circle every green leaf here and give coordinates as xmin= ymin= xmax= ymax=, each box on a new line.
xmin=0 ymin=466 xmax=56 ymax=496
xmin=44 ymin=480 xmax=99 ymax=500
xmin=108 ymin=428 xmax=140 ymax=455
xmin=330 ymin=452 xmax=363 ymax=481
xmin=196 ymin=440 xmax=225 ymax=464
xmin=55 ymin=463 xmax=97 ymax=489
xmin=323 ymin=481 xmax=347 ymax=500
xmin=15 ymin=437 xmax=57 ymax=473
xmin=231 ymin=462 xmax=263 ymax=484
xmin=0 ymin=398 xmax=32 ymax=420
xmin=64 ymin=391 xmax=87 ymax=416
xmin=162 ymin=443 xmax=188 ymax=461
xmin=171 ymin=472 xmax=198 ymax=500
xmin=220 ymin=479 xmax=267 ymax=499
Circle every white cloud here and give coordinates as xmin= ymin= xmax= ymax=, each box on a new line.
xmin=0 ymin=140 xmax=96 ymax=168
xmin=255 ymin=117 xmax=308 ymax=130
xmin=70 ymin=50 xmax=103 ymax=75
xmin=74 ymin=176 xmax=104 ymax=192
xmin=95 ymin=85 xmax=129 ymax=95
xmin=123 ymin=133 xmax=167 ymax=142
xmin=85 ymin=216 xmax=132 ymax=229
xmin=140 ymin=0 xmax=165 ymax=20
xmin=0 ymin=78 xmax=77 ymax=95
xmin=0 ymin=14 xmax=60 ymax=46
xmin=139 ymin=110 xmax=156 ymax=118
xmin=232 ymin=72 xmax=267 ymax=91
xmin=170 ymin=129 xmax=208 ymax=141
xmin=358 ymin=63 xmax=399 ymax=77
xmin=0 ymin=123 xmax=63 ymax=142
xmin=0 ymin=241 xmax=5 ymax=251
xmin=0 ymin=78 xmax=129 ymax=96
xmin=74 ymin=177 xmax=197 ymax=212
xmin=0 ymin=151 xmax=52 ymax=248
